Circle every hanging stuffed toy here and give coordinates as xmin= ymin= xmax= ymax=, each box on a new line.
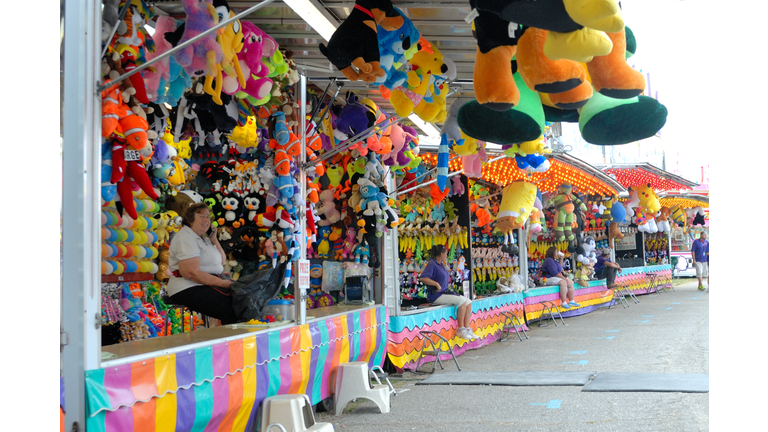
xmin=318 ymin=0 xmax=404 ymax=82
xmin=376 ymin=7 xmax=420 ymax=89
xmin=165 ymin=0 xmax=223 ymax=81
xmin=110 ymin=139 xmax=160 ymax=220
xmin=552 ymin=182 xmax=587 ymax=241
xmin=495 ymin=180 xmax=538 ymax=252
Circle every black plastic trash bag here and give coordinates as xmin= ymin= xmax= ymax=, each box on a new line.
xmin=229 ymin=260 xmax=288 ymax=321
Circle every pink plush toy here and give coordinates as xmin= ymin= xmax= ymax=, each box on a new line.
xmin=462 ymin=141 xmax=487 ymax=178
xmin=169 ymin=0 xmax=222 ymax=79
xmin=142 ymin=16 xmax=177 ymax=102
xmin=381 ymin=123 xmax=416 ymax=166
xmin=341 ymin=227 xmax=358 ymax=259
xmin=222 ymin=21 xmax=273 ymax=100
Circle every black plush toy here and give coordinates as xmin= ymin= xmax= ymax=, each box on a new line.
xmin=319 ymin=0 xmax=404 ymax=82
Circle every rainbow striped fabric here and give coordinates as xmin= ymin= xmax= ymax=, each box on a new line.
xmin=85 ymin=307 xmax=387 ymax=432
xmin=387 ymin=293 xmax=526 ymax=370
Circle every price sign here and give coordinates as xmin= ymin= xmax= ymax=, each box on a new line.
xmin=124 ymin=148 xmax=142 ymax=161
xmin=298 ymin=259 xmax=310 ymax=290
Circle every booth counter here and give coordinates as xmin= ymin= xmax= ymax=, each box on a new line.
xmin=524 ymin=279 xmax=615 ymax=322
xmin=85 ymin=305 xmax=388 ymax=432
xmin=385 ymin=264 xmax=673 ymax=373
xmin=387 ymin=293 xmax=526 ymax=371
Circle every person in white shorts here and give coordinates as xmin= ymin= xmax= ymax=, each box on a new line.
xmin=419 ymin=245 xmax=477 ymax=341
xmin=691 ymin=231 xmax=709 ymax=291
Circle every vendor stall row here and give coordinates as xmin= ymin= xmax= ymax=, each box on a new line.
xmin=62 ymin=2 xmax=705 ymax=431
xmin=388 ymin=264 xmax=672 ymax=371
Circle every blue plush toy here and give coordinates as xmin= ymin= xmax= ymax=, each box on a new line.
xmin=358 ymin=178 xmax=388 ymax=217
xmin=515 ymin=154 xmax=550 ymax=172
xmin=376 ymin=7 xmax=421 ymax=89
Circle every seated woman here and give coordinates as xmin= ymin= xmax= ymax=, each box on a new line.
xmin=594 ymin=248 xmax=622 ymax=288
xmin=167 ymin=203 xmax=239 ymax=325
xmin=542 ymin=246 xmax=580 ymax=309
xmin=419 ymin=245 xmax=478 ymax=341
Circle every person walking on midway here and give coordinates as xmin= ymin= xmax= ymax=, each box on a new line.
xmin=420 ymin=245 xmax=478 ymax=341
xmin=691 ymin=231 xmax=709 ymax=291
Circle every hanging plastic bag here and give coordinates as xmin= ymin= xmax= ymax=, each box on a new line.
xmin=229 ymin=259 xmax=288 ymax=321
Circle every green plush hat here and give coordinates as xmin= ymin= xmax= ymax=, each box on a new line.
xmin=458 ymin=71 xmax=544 ymax=144
xmin=579 ymin=92 xmax=668 ymax=145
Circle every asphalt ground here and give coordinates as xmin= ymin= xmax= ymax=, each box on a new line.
xmin=315 ymin=279 xmax=711 ymax=431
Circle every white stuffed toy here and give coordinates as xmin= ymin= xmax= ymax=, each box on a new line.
xmin=575 ymin=236 xmax=598 ymax=266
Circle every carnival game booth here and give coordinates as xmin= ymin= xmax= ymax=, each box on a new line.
xmin=593 ymin=163 xmax=701 ymax=289
xmin=63 ymin=1 xmax=435 ymax=430
xmin=385 ymin=150 xmax=631 ymax=371
xmin=658 ymin=192 xmax=709 ymax=277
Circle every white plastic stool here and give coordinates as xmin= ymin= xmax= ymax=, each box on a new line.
xmin=334 ymin=362 xmax=390 ymax=416
xmin=259 ymin=394 xmax=333 ymax=432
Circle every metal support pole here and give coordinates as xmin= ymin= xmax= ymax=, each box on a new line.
xmin=303 ymin=115 xmax=403 ymax=169
xmin=395 ymin=155 xmax=459 ymax=193
xmin=297 ymin=73 xmax=308 ymax=326
xmin=62 ymin=0 xmax=102 ymax=429
xmin=393 ymin=169 xmax=463 ymax=197
xmin=313 ymin=80 xmax=343 ymax=125
xmin=308 ymin=77 xmax=335 ymax=121
xmin=519 ymin=226 xmax=528 ymax=290
xmin=100 ymin=0 xmax=132 ymax=59
xmin=99 ymin=0 xmax=278 ymax=91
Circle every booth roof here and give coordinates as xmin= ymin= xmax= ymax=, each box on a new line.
xmin=593 ymin=163 xmax=699 ymax=192
xmin=151 ymin=0 xmax=479 ymax=137
xmin=420 ymin=152 xmax=625 ymax=196
xmin=658 ymin=193 xmax=709 ymax=210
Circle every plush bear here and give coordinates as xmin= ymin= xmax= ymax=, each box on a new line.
xmin=386 ymin=39 xmax=454 ymax=121
xmin=319 ymin=0 xmax=404 ymax=82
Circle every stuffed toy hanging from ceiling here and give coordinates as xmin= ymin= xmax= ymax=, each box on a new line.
xmin=319 ymin=0 xmax=405 ymax=82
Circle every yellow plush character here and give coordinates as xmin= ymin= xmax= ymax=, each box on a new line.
xmin=628 ymin=183 xmax=661 ymax=215
xmin=388 ymin=39 xmax=451 ymax=120
xmin=495 ymin=180 xmax=538 ymax=234
xmin=204 ymin=10 xmax=246 ymax=105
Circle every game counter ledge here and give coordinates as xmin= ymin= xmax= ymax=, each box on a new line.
xmin=101 ymin=303 xmax=384 ymax=368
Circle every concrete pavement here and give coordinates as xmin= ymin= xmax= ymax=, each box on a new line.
xmin=315 ymin=279 xmax=709 ymax=431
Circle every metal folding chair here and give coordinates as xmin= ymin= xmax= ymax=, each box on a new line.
xmin=538 ymin=300 xmax=566 ymax=327
xmin=608 ymin=285 xmax=630 ymax=309
xmin=369 ymin=365 xmax=397 ymax=397
xmin=414 ymin=330 xmax=461 ymax=374
xmin=498 ymin=311 xmax=529 ymax=342
xmin=645 ymin=273 xmax=660 ymax=295
xmin=617 ymin=280 xmax=640 ymax=304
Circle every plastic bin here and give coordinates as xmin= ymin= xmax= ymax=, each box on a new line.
xmin=262 ymin=299 xmax=295 ymax=321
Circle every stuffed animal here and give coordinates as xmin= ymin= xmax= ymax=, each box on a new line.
xmin=376 ymin=7 xmax=420 ymax=89
xmin=495 ymin=181 xmax=538 ymax=235
xmin=575 ymin=236 xmax=598 ymax=265
xmin=223 ymin=21 xmax=273 ymax=102
xmin=318 ymin=0 xmax=404 ymax=82
xmin=110 ymin=139 xmax=159 ymax=220
xmin=165 ymin=0 xmax=223 ymax=81
xmin=628 ymin=184 xmax=661 ymax=215
xmin=202 ymin=2 xmax=246 ymax=105
xmin=316 ymin=226 xmax=332 ymax=259
xmin=387 ymin=39 xmax=455 ymax=122
xmin=552 ymin=182 xmax=587 ymax=241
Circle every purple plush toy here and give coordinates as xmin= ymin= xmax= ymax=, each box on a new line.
xmin=332 ymin=92 xmax=377 ymax=144
xmin=166 ymin=0 xmax=223 ymax=79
